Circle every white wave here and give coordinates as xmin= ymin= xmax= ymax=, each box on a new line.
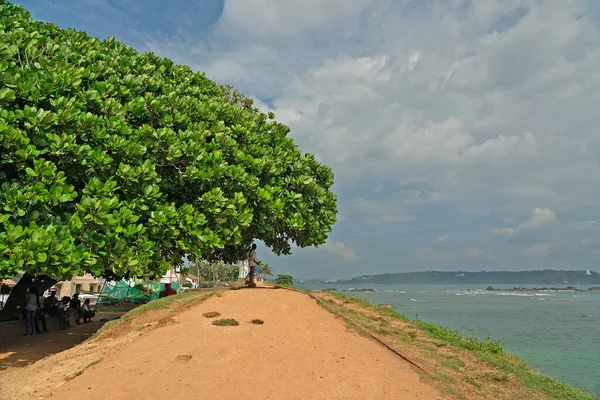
xmin=410 ymin=299 xmax=418 ymax=302
xmin=494 ymin=292 xmax=534 ymax=297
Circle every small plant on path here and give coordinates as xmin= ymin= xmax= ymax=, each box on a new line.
xmin=213 ymin=318 xmax=239 ymax=326
xmin=203 ymin=311 xmax=221 ymax=318
xmin=251 ymin=319 xmax=264 ymax=325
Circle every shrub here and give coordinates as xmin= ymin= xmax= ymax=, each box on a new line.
xmin=203 ymin=311 xmax=220 ymax=318
xmin=213 ymin=318 xmax=239 ymax=326
xmin=274 ymin=274 xmax=294 ymax=286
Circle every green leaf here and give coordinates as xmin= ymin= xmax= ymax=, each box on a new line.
xmin=36 ymin=252 xmax=47 ymax=263
xmin=25 ymin=167 xmax=37 ymax=176
xmin=0 ymin=88 xmax=16 ymax=103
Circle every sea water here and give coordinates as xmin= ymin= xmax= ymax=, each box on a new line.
xmin=299 ymin=283 xmax=600 ymax=395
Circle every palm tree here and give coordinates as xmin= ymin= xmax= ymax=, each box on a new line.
xmin=258 ymin=263 xmax=274 ymax=279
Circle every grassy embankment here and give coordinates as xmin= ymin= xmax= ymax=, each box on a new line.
xmin=312 ymin=290 xmax=596 ymax=400
xmin=89 ymin=289 xmax=223 ymax=340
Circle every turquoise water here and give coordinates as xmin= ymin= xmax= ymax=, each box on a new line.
xmin=299 ymin=283 xmax=600 ymax=395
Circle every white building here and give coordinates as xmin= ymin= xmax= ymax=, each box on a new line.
xmin=238 ymin=260 xmax=250 ymax=280
xmin=160 ymin=268 xmax=181 ymax=284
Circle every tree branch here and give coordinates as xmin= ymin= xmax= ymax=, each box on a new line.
xmin=15 ymin=41 xmax=24 ymax=70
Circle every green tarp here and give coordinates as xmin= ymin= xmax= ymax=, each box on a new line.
xmin=97 ymin=280 xmax=180 ymax=304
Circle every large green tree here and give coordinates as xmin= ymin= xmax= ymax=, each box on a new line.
xmin=0 ymin=2 xmax=337 ymax=317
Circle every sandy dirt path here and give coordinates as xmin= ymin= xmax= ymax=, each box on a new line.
xmin=0 ymin=312 xmax=123 ymax=372
xmin=49 ymin=287 xmax=444 ymax=400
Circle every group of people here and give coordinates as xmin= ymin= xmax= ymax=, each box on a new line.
xmin=23 ymin=288 xmax=96 ymax=335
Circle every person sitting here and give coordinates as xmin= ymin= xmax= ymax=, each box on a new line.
xmin=69 ymin=293 xmax=83 ymax=324
xmin=44 ymin=292 xmax=59 ymax=316
xmin=81 ymin=299 xmax=95 ymax=323
xmin=159 ymin=283 xmax=177 ymax=298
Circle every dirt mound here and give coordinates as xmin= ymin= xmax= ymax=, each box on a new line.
xmin=1 ymin=288 xmax=444 ymax=400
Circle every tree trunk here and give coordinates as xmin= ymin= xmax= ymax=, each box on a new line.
xmin=0 ymin=274 xmax=56 ymax=321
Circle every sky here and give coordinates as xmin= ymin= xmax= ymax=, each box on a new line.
xmin=14 ymin=0 xmax=600 ymax=279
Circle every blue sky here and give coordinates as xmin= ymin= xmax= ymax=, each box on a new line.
xmin=15 ymin=0 xmax=600 ymax=279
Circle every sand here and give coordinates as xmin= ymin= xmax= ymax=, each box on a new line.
xmin=2 ymin=287 xmax=445 ymax=400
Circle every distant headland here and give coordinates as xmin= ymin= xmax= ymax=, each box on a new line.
xmin=303 ymin=269 xmax=600 ymax=285
xmin=487 ymin=285 xmax=600 ymax=292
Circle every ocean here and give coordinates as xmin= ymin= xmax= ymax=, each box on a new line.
xmin=299 ymin=283 xmax=600 ymax=395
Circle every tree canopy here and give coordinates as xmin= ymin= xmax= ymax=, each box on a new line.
xmin=0 ymin=1 xmax=337 ymax=282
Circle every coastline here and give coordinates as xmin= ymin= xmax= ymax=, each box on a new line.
xmin=300 ymin=282 xmax=600 ymax=396
xmin=311 ymin=289 xmax=597 ymax=399
xmin=486 ymin=285 xmax=600 ymax=292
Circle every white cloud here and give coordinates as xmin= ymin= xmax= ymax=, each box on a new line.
xmin=437 ymin=235 xmax=449 ymax=243
xmin=400 ymin=190 xmax=445 ymax=205
xmin=339 ymin=188 xmax=444 ymax=224
xmin=341 ymin=198 xmax=416 ymax=224
xmin=492 ymin=207 xmax=558 ymax=237
xmin=522 ymin=243 xmax=552 ymax=257
xmin=492 ymin=227 xmax=517 ymax=237
xmin=502 ymin=217 xmax=516 ymax=226
xmin=322 ymin=241 xmax=361 ymax=261
xmin=215 ymin=0 xmax=372 ymax=43
xmin=420 ymin=247 xmax=458 ymax=261
xmin=466 ymin=248 xmax=485 ymax=258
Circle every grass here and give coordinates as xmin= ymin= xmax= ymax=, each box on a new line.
xmin=86 ymin=358 xmax=103 ymax=368
xmin=203 ymin=311 xmax=221 ymax=318
xmin=95 ymin=307 xmax=133 ymax=313
xmin=65 ymin=358 xmax=103 ymax=381
xmin=213 ymin=318 xmax=239 ymax=326
xmin=274 ymin=283 xmax=295 ymax=289
xmin=88 ymin=318 xmax=121 ymax=340
xmin=413 ymin=316 xmax=504 ymax=355
xmin=251 ymin=319 xmax=264 ymax=325
xmin=262 ymin=280 xmax=297 ymax=290
xmin=129 ymin=290 xmax=213 ymax=314
xmin=89 ymin=291 xmax=216 ymax=340
xmin=317 ymin=291 xmax=597 ymax=400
